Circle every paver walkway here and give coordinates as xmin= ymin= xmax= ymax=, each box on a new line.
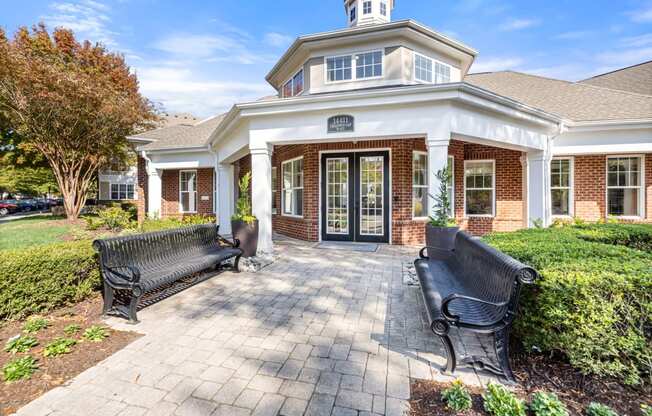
xmin=15 ymin=239 xmax=496 ymax=416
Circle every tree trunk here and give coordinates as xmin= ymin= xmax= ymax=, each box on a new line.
xmin=49 ymin=161 xmax=96 ymax=221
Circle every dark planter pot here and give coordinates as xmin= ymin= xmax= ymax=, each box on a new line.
xmin=231 ymin=219 xmax=259 ymax=258
xmin=425 ymin=224 xmax=460 ymax=260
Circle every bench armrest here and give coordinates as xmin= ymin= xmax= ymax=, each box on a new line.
xmin=441 ymin=294 xmax=509 ymax=322
xmin=217 ymin=234 xmax=240 ymax=248
xmin=419 ymin=246 xmax=454 ymax=259
xmin=104 ymin=264 xmax=141 ymax=284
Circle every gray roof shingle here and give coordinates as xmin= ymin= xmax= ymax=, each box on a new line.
xmin=465 ymin=71 xmax=652 ymax=122
xmin=135 ymin=114 xmax=226 ymax=151
xmin=579 ymin=61 xmax=652 ymax=96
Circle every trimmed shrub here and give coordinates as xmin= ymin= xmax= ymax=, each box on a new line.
xmin=0 ymin=240 xmax=100 ymax=320
xmin=139 ymin=215 xmax=215 ymax=233
xmin=484 ymin=226 xmax=652 ymax=385
xmin=575 ymin=223 xmax=652 ymax=252
xmin=482 ymin=382 xmax=526 ymax=416
xmin=530 ymin=392 xmax=569 ymax=416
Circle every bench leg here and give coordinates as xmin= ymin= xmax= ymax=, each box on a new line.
xmin=233 ymin=254 xmax=241 ymax=273
xmin=101 ymin=282 xmax=114 ymax=317
xmin=495 ymin=328 xmax=515 ymax=383
xmin=127 ymin=294 xmax=141 ymax=324
xmin=439 ymin=335 xmax=457 ymax=374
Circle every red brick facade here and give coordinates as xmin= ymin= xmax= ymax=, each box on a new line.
xmin=140 ymin=147 xmax=652 ymax=244
xmin=136 ymin=156 xmax=148 ymax=223
xmin=234 ymin=138 xmax=526 ymax=245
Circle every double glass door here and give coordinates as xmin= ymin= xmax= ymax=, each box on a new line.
xmin=321 ymin=151 xmax=389 ymax=243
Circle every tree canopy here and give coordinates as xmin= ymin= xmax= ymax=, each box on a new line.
xmin=0 ymin=24 xmax=157 ymax=218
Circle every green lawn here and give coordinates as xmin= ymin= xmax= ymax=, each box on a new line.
xmin=0 ymin=215 xmax=74 ymax=250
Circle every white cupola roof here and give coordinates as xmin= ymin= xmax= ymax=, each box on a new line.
xmin=344 ymin=0 xmax=395 ymax=27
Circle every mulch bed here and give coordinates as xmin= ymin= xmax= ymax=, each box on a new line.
xmin=0 ymin=296 xmax=141 ymax=416
xmin=410 ymin=352 xmax=651 ymax=416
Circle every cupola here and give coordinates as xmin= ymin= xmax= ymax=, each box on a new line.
xmin=344 ymin=0 xmax=394 ymax=27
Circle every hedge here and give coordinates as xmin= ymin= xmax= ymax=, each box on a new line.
xmin=484 ymin=225 xmax=652 ymax=385
xmin=0 ymin=240 xmax=100 ymax=320
xmin=574 ymin=223 xmax=652 ymax=252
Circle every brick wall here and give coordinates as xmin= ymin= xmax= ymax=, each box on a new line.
xmin=234 ymin=138 xmax=525 ymax=245
xmin=160 ymin=168 xmax=215 ymax=219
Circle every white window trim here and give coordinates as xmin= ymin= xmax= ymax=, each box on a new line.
xmin=271 ymin=166 xmax=278 ymax=215
xmin=324 ymin=49 xmax=385 ymax=84
xmin=109 ymin=182 xmax=136 ymax=200
xmin=281 ymin=68 xmax=304 ymax=98
xmin=551 ymin=157 xmax=574 ymax=218
xmin=413 ymin=51 xmax=452 ymax=85
xmin=179 ymin=169 xmax=198 ymax=214
xmin=464 ymin=159 xmax=496 ymax=218
xmin=412 ymin=152 xmax=454 ymax=220
xmin=605 ymin=154 xmax=645 ymax=219
xmin=362 ymin=0 xmax=372 ymax=14
xmin=281 ymin=156 xmax=304 ymax=218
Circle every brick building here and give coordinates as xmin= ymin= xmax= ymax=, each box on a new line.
xmin=131 ymin=1 xmax=652 ymax=253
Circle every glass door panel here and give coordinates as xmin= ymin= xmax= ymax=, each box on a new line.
xmin=326 ymin=158 xmax=349 ymax=234
xmin=359 ymin=156 xmax=384 ymax=236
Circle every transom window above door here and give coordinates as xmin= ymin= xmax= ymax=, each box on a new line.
xmin=607 ymin=156 xmax=643 ymax=217
xmin=326 ymin=50 xmax=383 ymax=82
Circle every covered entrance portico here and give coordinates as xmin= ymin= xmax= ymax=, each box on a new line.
xmin=210 ymin=84 xmax=560 ymax=255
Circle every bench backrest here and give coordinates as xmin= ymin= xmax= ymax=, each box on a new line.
xmin=448 ymin=232 xmax=537 ymax=319
xmin=93 ymin=224 xmax=221 ymax=269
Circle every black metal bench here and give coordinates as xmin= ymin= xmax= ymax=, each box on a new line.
xmin=414 ymin=231 xmax=537 ymax=382
xmin=93 ymin=224 xmax=242 ymax=323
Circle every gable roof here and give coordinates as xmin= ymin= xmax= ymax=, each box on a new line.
xmin=579 ymin=61 xmax=652 ymax=96
xmin=465 ymin=71 xmax=652 ymax=122
xmin=134 ymin=114 xmax=226 ymax=151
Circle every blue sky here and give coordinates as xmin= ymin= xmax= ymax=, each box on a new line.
xmin=4 ymin=0 xmax=652 ymax=117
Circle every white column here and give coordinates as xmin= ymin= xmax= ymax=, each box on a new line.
xmin=426 ymin=138 xmax=451 ymax=218
xmin=526 ymin=150 xmax=552 ymax=227
xmin=217 ymin=163 xmax=235 ymax=235
xmin=147 ymin=168 xmax=162 ymax=218
xmin=250 ymin=144 xmax=273 ymax=254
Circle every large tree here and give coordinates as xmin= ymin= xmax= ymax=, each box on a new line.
xmin=0 ymin=24 xmax=156 ymax=219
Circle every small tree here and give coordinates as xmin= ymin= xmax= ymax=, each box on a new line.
xmin=0 ymin=24 xmax=157 ymax=219
xmin=428 ymin=166 xmax=456 ymax=227
xmin=231 ymin=172 xmax=257 ymax=224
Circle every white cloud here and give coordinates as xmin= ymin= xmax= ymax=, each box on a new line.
xmin=498 ymin=18 xmax=540 ymax=31
xmin=621 ymin=33 xmax=652 ymax=48
xmin=264 ymin=32 xmax=294 ymax=48
xmin=43 ymin=0 xmax=117 ymax=46
xmin=470 ymin=57 xmax=524 ymax=73
xmin=153 ymin=33 xmax=277 ymax=65
xmin=554 ymin=30 xmax=593 ymax=40
xmin=135 ymin=66 xmax=274 ymax=117
xmin=596 ymin=47 xmax=652 ymax=67
xmin=627 ymin=5 xmax=652 ymax=23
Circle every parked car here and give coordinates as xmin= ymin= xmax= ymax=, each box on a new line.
xmin=0 ymin=201 xmax=19 ymax=216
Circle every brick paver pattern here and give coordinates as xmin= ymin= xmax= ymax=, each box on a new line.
xmin=15 ymin=240 xmax=494 ymax=416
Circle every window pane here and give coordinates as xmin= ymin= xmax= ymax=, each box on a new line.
xmin=292 ymin=70 xmax=303 ymax=95
xmin=608 ymin=188 xmax=639 ymax=216
xmin=363 ymin=1 xmax=371 ymax=14
xmin=294 ymin=189 xmax=303 ymax=216
xmin=111 ymin=184 xmax=119 ymax=200
xmin=283 ymin=80 xmax=292 ymax=98
xmin=413 ymin=187 xmax=427 ymax=217
xmin=412 ymin=153 xmax=426 ymax=185
xmin=127 ymin=185 xmax=134 ymax=200
xmin=551 ymin=189 xmax=570 ymax=216
xmin=466 ymin=190 xmax=492 ymax=215
xmin=380 ymin=1 xmax=387 ymax=15
xmin=181 ymin=193 xmax=190 ymax=212
xmin=415 ymin=55 xmax=433 ymax=83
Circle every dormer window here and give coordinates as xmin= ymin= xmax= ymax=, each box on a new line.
xmin=414 ymin=52 xmax=451 ymax=84
xmin=356 ymin=51 xmax=383 ymax=78
xmin=363 ymin=1 xmax=372 ymax=14
xmin=326 ymin=50 xmax=384 ymax=83
xmin=350 ymin=6 xmax=356 ymax=22
xmin=327 ymin=55 xmax=353 ymax=82
xmin=380 ymin=1 xmax=387 ymax=16
xmin=282 ymin=69 xmax=304 ymax=98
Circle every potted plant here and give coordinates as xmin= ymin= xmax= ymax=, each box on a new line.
xmin=426 ymin=166 xmax=459 ymax=259
xmin=231 ymin=172 xmax=259 ymax=258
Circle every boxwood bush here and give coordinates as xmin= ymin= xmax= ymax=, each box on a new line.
xmin=484 ymin=225 xmax=652 ymax=385
xmin=575 ymin=223 xmax=652 ymax=252
xmin=0 ymin=240 xmax=100 ymax=320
